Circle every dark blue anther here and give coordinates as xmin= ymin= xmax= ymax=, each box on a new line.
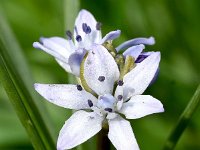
xmin=85 ymin=26 xmax=91 ymax=34
xmin=104 ymin=108 xmax=112 ymax=112
xmin=98 ymin=76 xmax=105 ymax=82
xmin=135 ymin=55 xmax=148 ymax=63
xmin=117 ymin=80 xmax=124 ymax=86
xmin=76 ymin=35 xmax=82 ymax=42
xmin=76 ymin=84 xmax=82 ymax=91
xmin=96 ymin=22 xmax=102 ymax=30
xmin=66 ymin=30 xmax=72 ymax=40
xmin=88 ymin=100 xmax=93 ymax=107
xmin=117 ymin=95 xmax=123 ymax=101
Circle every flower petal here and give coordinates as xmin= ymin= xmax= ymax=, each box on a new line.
xmin=33 ymin=42 xmax=68 ymax=64
xmin=74 ymin=9 xmax=98 ymax=43
xmin=116 ymin=36 xmax=155 ymax=51
xmin=120 ymin=95 xmax=164 ymax=119
xmin=34 ymin=83 xmax=97 ymax=109
xmin=123 ymin=44 xmax=145 ymax=60
xmin=57 ymin=110 xmax=103 ymax=150
xmin=108 ymin=115 xmax=140 ymax=150
xmin=40 ymin=37 xmax=75 ymax=58
xmin=68 ymin=49 xmax=87 ymax=76
xmin=56 ymin=59 xmax=72 ymax=73
xmin=123 ymin=52 xmax=160 ymax=96
xmin=84 ymin=45 xmax=120 ymax=95
xmin=100 ymin=30 xmax=121 ymax=44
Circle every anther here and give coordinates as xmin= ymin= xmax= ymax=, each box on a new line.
xmin=82 ymin=23 xmax=87 ymax=32
xmin=85 ymin=26 xmax=91 ymax=34
xmin=98 ymin=76 xmax=105 ymax=82
xmin=135 ymin=55 xmax=148 ymax=63
xmin=118 ymin=95 xmax=123 ymax=101
xmin=104 ymin=108 xmax=112 ymax=112
xmin=96 ymin=22 xmax=102 ymax=30
xmin=66 ymin=30 xmax=72 ymax=40
xmin=88 ymin=100 xmax=93 ymax=107
xmin=76 ymin=35 xmax=82 ymax=42
xmin=118 ymin=80 xmax=124 ymax=86
xmin=76 ymin=84 xmax=82 ymax=91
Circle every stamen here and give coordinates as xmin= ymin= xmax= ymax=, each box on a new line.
xmin=88 ymin=99 xmax=93 ymax=107
xmin=117 ymin=80 xmax=124 ymax=86
xmin=85 ymin=26 xmax=91 ymax=34
xmin=104 ymin=108 xmax=112 ymax=112
xmin=117 ymin=95 xmax=123 ymax=101
xmin=98 ymin=76 xmax=105 ymax=82
xmin=66 ymin=30 xmax=72 ymax=40
xmin=76 ymin=35 xmax=82 ymax=42
xmin=96 ymin=22 xmax=102 ymax=30
xmin=135 ymin=55 xmax=148 ymax=63
xmin=82 ymin=23 xmax=91 ymax=34
xmin=76 ymin=84 xmax=82 ymax=91
xmin=74 ymin=26 xmax=78 ymax=35
xmin=82 ymin=23 xmax=87 ymax=32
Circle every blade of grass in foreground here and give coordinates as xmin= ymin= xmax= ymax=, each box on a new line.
xmin=163 ymin=84 xmax=200 ymax=150
xmin=0 ymin=10 xmax=55 ymax=149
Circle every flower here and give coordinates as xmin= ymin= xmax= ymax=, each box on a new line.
xmin=34 ymin=44 xmax=164 ymax=150
xmin=33 ymin=9 xmax=121 ymax=76
xmin=33 ymin=9 xmax=155 ymax=77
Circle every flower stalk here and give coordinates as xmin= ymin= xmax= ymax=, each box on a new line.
xmin=97 ymin=128 xmax=110 ymax=150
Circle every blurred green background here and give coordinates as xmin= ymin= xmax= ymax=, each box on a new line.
xmin=0 ymin=0 xmax=200 ymax=149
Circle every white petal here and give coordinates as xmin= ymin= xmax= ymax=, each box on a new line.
xmin=57 ymin=110 xmax=103 ymax=150
xmin=33 ymin=42 xmax=68 ymax=64
xmin=123 ymin=52 xmax=160 ymax=96
xmin=123 ymin=44 xmax=145 ymax=60
xmin=56 ymin=59 xmax=72 ymax=73
xmin=74 ymin=9 xmax=98 ymax=43
xmin=34 ymin=83 xmax=97 ymax=110
xmin=108 ymin=115 xmax=139 ymax=150
xmin=116 ymin=36 xmax=155 ymax=51
xmin=120 ymin=95 xmax=164 ymax=119
xmin=40 ymin=37 xmax=75 ymax=58
xmin=84 ymin=45 xmax=120 ymax=95
xmin=100 ymin=30 xmax=121 ymax=44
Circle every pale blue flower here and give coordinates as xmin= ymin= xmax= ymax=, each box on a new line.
xmin=33 ymin=9 xmax=120 ymax=76
xmin=34 ymin=44 xmax=164 ymax=150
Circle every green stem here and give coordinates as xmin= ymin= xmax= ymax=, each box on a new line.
xmin=97 ymin=127 xmax=110 ymax=150
xmin=163 ymin=84 xmax=200 ymax=150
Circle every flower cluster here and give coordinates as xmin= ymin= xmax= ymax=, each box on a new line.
xmin=33 ymin=9 xmax=164 ymax=150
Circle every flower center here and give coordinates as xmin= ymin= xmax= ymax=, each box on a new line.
xmin=97 ymin=94 xmax=117 ymax=113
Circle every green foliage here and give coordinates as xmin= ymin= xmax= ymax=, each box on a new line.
xmin=0 ymin=0 xmax=200 ymax=149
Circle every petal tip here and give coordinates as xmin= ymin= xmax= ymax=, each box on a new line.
xmin=33 ymin=42 xmax=41 ymax=49
xmin=149 ymin=36 xmax=155 ymax=45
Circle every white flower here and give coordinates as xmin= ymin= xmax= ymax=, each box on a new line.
xmin=33 ymin=9 xmax=121 ymax=76
xmin=34 ymin=44 xmax=164 ymax=150
xmin=33 ymin=9 xmax=156 ymax=77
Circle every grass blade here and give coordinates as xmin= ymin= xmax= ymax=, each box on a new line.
xmin=0 ymin=10 xmax=55 ymax=149
xmin=163 ymin=84 xmax=200 ymax=150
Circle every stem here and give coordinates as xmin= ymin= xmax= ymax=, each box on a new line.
xmin=97 ymin=127 xmax=110 ymax=150
xmin=163 ymin=84 xmax=200 ymax=150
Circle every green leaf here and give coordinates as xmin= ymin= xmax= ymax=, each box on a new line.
xmin=163 ymin=84 xmax=200 ymax=150
xmin=0 ymin=10 xmax=55 ymax=149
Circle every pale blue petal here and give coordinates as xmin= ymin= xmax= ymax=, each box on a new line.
xmin=100 ymin=30 xmax=121 ymax=44
xmin=123 ymin=44 xmax=145 ymax=60
xmin=116 ymin=36 xmax=155 ymax=51
xmin=68 ymin=49 xmax=86 ymax=76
